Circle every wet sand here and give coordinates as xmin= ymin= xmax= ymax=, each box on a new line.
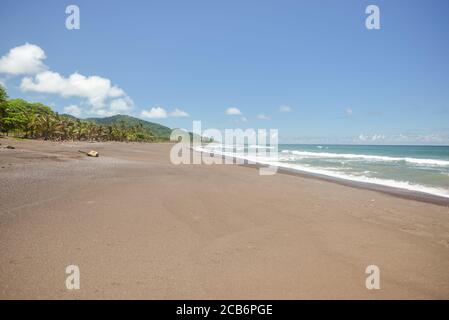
xmin=1 ymin=137 xmax=449 ymax=299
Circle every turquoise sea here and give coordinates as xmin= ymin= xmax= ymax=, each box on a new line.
xmin=197 ymin=144 xmax=449 ymax=198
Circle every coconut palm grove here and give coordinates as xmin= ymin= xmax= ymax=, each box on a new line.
xmin=0 ymin=84 xmax=172 ymax=142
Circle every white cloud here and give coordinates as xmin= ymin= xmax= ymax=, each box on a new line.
xmin=279 ymin=105 xmax=292 ymax=112
xmin=21 ymin=71 xmax=125 ymax=109
xmin=141 ymin=106 xmax=168 ymax=119
xmin=225 ymin=107 xmax=241 ymax=115
xmin=110 ymin=96 xmax=134 ymax=112
xmin=169 ymin=108 xmax=189 ymax=117
xmin=257 ymin=114 xmax=270 ymax=120
xmin=358 ymin=133 xmax=387 ymax=142
xmin=371 ymin=134 xmax=385 ymax=141
xmin=94 ymin=109 xmax=118 ymax=117
xmin=0 ymin=43 xmax=132 ymax=117
xmin=64 ymin=105 xmax=82 ymax=118
xmin=345 ymin=108 xmax=353 ymax=116
xmin=0 ymin=43 xmax=47 ymax=75
xmin=141 ymin=106 xmax=190 ymax=119
xmin=2 ymin=43 xmax=193 ymax=121
xmin=357 ymin=133 xmax=397 ymax=143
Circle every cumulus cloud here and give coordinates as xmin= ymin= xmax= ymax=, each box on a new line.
xmin=225 ymin=107 xmax=241 ymax=115
xmin=2 ymin=43 xmax=193 ymax=120
xmin=358 ymin=133 xmax=385 ymax=142
xmin=0 ymin=43 xmax=47 ymax=75
xmin=141 ymin=106 xmax=168 ymax=119
xmin=0 ymin=43 xmax=133 ymax=117
xmin=20 ymin=71 xmax=125 ymax=110
xmin=279 ymin=105 xmax=292 ymax=112
xmin=356 ymin=133 xmax=436 ymax=144
xmin=141 ymin=106 xmax=190 ymax=119
xmin=371 ymin=134 xmax=385 ymax=141
xmin=64 ymin=105 xmax=82 ymax=117
xmin=356 ymin=133 xmax=384 ymax=143
xmin=257 ymin=114 xmax=270 ymax=120
xmin=110 ymin=96 xmax=134 ymax=112
xmin=94 ymin=109 xmax=119 ymax=117
xmin=169 ymin=108 xmax=189 ymax=117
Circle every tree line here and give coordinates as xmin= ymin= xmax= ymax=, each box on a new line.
xmin=0 ymin=85 xmax=158 ymax=142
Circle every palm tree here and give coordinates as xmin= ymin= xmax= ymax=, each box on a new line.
xmin=23 ymin=112 xmax=38 ymax=138
xmin=38 ymin=113 xmax=57 ymax=140
xmin=65 ymin=120 xmax=76 ymax=141
xmin=74 ymin=120 xmax=86 ymax=140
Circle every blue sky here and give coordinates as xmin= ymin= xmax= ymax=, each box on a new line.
xmin=1 ymin=0 xmax=448 ymax=144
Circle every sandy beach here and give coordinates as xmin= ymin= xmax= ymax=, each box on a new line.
xmin=1 ymin=137 xmax=449 ymax=299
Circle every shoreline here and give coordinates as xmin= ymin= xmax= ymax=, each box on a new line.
xmin=272 ymin=165 xmax=449 ymax=207
xmin=3 ymin=138 xmax=449 ymax=206
xmin=2 ymin=138 xmax=449 ymax=299
xmin=196 ymin=149 xmax=449 ymax=207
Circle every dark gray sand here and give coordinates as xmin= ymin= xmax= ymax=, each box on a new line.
xmin=1 ymin=138 xmax=449 ymax=299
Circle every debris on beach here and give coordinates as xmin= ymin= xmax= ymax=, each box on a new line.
xmin=5 ymin=145 xmax=15 ymax=149
xmin=78 ymin=150 xmax=99 ymax=157
xmin=87 ymin=150 xmax=99 ymax=157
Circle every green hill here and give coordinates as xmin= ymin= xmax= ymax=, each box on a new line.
xmin=86 ymin=114 xmax=172 ymax=140
xmin=60 ymin=114 xmax=78 ymax=121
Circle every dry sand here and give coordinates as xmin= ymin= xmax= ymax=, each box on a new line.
xmin=1 ymin=137 xmax=449 ymax=299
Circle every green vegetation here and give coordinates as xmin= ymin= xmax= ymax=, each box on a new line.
xmin=0 ymin=85 xmax=170 ymax=142
xmin=86 ymin=114 xmax=172 ymax=140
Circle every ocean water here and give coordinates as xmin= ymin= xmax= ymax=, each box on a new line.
xmin=197 ymin=144 xmax=449 ymax=198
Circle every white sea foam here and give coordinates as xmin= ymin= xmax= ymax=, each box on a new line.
xmin=267 ymin=159 xmax=449 ymax=198
xmin=280 ymin=150 xmax=449 ymax=167
xmin=249 ymin=145 xmax=275 ymax=149
xmin=287 ymin=164 xmax=449 ymax=198
xmin=203 ymin=144 xmax=275 ymax=151
xmin=195 ymin=146 xmax=449 ymax=199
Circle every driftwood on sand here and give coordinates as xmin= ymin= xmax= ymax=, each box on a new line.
xmin=78 ymin=150 xmax=99 ymax=157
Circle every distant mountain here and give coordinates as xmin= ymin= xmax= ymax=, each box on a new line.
xmin=60 ymin=114 xmax=78 ymax=121
xmin=85 ymin=114 xmax=172 ymax=139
